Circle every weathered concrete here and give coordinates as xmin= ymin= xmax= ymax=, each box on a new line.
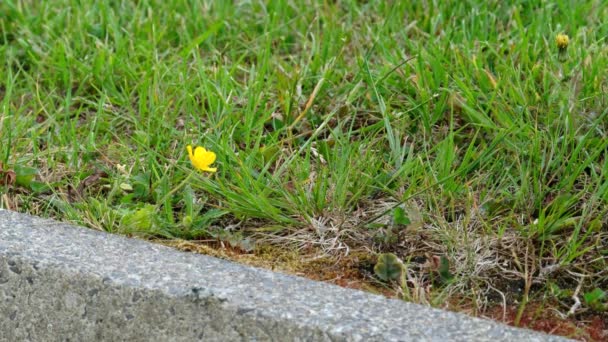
xmin=0 ymin=209 xmax=570 ymax=341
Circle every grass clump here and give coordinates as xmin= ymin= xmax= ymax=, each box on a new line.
xmin=1 ymin=0 xmax=607 ymax=337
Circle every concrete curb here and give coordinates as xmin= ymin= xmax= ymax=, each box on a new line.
xmin=0 ymin=209 xmax=570 ymax=341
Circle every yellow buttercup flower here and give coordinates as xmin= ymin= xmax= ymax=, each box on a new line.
xmin=186 ymin=145 xmax=217 ymax=173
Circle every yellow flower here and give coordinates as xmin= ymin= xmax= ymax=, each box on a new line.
xmin=556 ymin=33 xmax=569 ymax=50
xmin=186 ymin=145 xmax=217 ymax=173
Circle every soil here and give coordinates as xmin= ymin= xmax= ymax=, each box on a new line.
xmin=485 ymin=305 xmax=607 ymax=341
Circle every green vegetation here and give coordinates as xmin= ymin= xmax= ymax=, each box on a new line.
xmin=1 ymin=0 xmax=607 ymax=334
xmin=374 ymin=253 xmax=405 ymax=282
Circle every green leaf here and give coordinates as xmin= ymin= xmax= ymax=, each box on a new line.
xmin=393 ymin=207 xmax=411 ymax=226
xmin=121 ymin=204 xmax=156 ymax=232
xmin=260 ymin=145 xmax=280 ymax=164
xmin=182 ymin=215 xmax=193 ymax=228
xmin=119 ymin=183 xmax=133 ymax=192
xmin=29 ymin=181 xmax=49 ymax=193
xmin=374 ymin=253 xmax=404 ymax=282
xmin=179 ymin=21 xmax=223 ymax=58
xmin=182 ymin=184 xmax=195 ymax=217
xmin=14 ymin=165 xmax=38 ymax=188
xmin=132 ymin=172 xmax=151 ymax=199
xmin=271 ymin=118 xmax=285 ymax=131
xmin=438 ymin=256 xmax=454 ymax=283
xmin=196 ymin=209 xmax=228 ymax=227
xmin=583 ymin=288 xmax=606 ymax=306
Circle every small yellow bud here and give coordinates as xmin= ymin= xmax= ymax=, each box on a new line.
xmin=556 ymin=34 xmax=569 ymax=62
xmin=556 ymin=34 xmax=569 ymax=50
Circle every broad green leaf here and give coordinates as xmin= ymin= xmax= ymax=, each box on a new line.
xmin=121 ymin=204 xmax=156 ymax=231
xmin=374 ymin=253 xmax=404 ymax=282
xmin=393 ymin=207 xmax=411 ymax=226
xmin=14 ymin=165 xmax=38 ymax=188
xmin=583 ymin=288 xmax=606 ymax=305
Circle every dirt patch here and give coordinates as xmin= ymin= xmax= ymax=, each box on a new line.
xmin=485 ymin=304 xmax=607 ymax=341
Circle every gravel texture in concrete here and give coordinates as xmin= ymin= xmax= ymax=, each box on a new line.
xmin=0 ymin=209 xmax=571 ymax=341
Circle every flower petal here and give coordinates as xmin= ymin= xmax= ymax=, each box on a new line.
xmin=202 ymin=150 xmax=217 ymax=165
xmin=186 ymin=145 xmax=194 ymax=159
xmin=187 ymin=145 xmax=218 ymax=172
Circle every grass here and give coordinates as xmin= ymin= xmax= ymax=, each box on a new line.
xmin=1 ymin=0 xmax=607 ymax=337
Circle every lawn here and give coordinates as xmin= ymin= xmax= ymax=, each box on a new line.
xmin=1 ymin=0 xmax=607 ymax=339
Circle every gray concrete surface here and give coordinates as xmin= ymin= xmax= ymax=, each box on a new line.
xmin=0 ymin=209 xmax=571 ymax=341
